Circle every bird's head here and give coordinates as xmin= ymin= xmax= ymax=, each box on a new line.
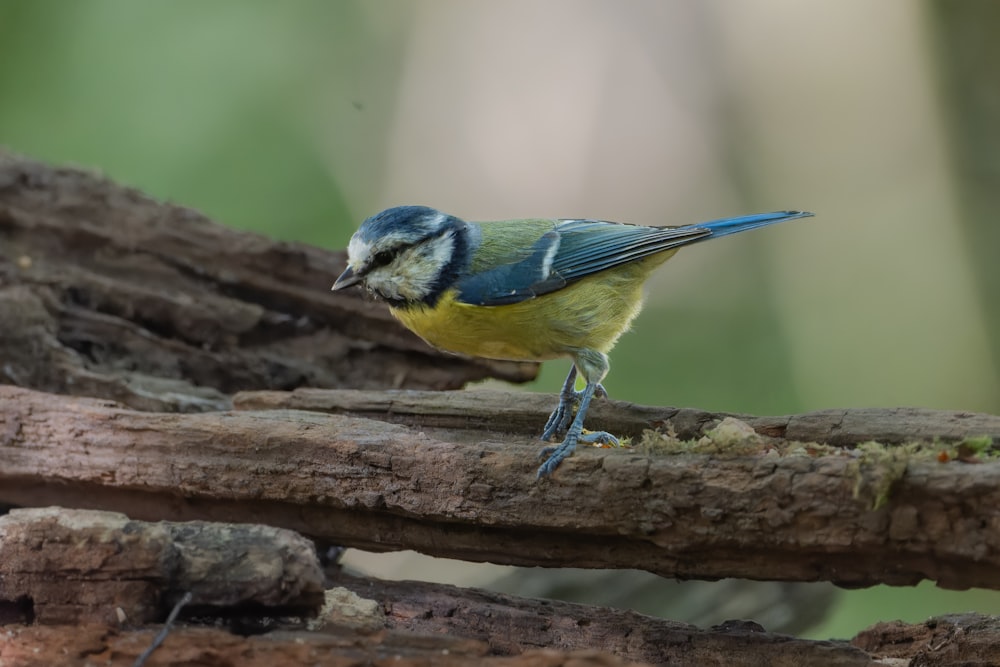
xmin=332 ymin=206 xmax=469 ymax=306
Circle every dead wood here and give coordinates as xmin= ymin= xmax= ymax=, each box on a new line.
xmin=853 ymin=612 xmax=1000 ymax=666
xmin=234 ymin=386 xmax=1000 ymax=445
xmin=0 ymin=506 xmax=861 ymax=666
xmin=329 ymin=572 xmax=870 ymax=666
xmin=0 ymin=507 xmax=324 ymax=625
xmin=0 ymin=612 xmax=868 ymax=667
xmin=0 ymin=149 xmax=535 ymax=412
xmin=0 ymin=624 xmax=653 ymax=667
xmin=6 ymin=579 xmax=1000 ymax=666
xmin=3 ymin=385 xmax=999 ymax=590
xmin=6 ymin=613 xmax=1000 ymax=667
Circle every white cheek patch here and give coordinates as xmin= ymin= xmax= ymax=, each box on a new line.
xmin=365 ymin=266 xmax=402 ymax=300
xmin=365 ymin=232 xmax=455 ymax=302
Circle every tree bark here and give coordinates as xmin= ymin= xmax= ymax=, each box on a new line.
xmin=330 ymin=572 xmax=871 ymax=666
xmin=0 ymin=622 xmax=859 ymax=667
xmin=0 ymin=506 xmax=873 ymax=666
xmin=0 ymin=507 xmax=324 ymax=625
xmin=235 ymin=386 xmax=1000 ymax=445
xmin=0 ymin=149 xmax=536 ymax=412
xmin=3 ymin=385 xmax=998 ymax=590
xmin=4 ymin=551 xmax=1000 ymax=666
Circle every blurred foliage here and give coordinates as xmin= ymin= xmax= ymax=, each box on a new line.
xmin=930 ymin=0 xmax=1000 ymax=384
xmin=2 ymin=0 xmax=999 ymax=641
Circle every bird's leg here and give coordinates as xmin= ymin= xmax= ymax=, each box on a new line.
xmin=537 ymin=352 xmax=618 ymax=477
xmin=541 ymin=366 xmax=611 ymax=441
xmin=540 ymin=365 xmax=578 ymax=441
xmin=537 ymin=379 xmax=619 ymax=477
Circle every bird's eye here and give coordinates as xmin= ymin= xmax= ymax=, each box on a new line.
xmin=372 ymin=250 xmax=395 ymax=268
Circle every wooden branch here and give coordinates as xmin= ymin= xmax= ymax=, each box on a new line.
xmin=3 ymin=385 xmax=999 ymax=590
xmin=0 ymin=506 xmax=991 ymax=664
xmin=0 ymin=594 xmax=871 ymax=667
xmin=852 ymin=613 xmax=1000 ymax=665
xmin=0 ymin=624 xmax=587 ymax=667
xmin=0 ymin=507 xmax=865 ymax=666
xmin=8 ymin=616 xmax=1000 ymax=667
xmin=5 ymin=613 xmax=998 ymax=667
xmin=6 ymin=565 xmax=1000 ymax=666
xmin=0 ymin=149 xmax=535 ymax=412
xmin=234 ymin=387 xmax=1000 ymax=444
xmin=329 ymin=572 xmax=871 ymax=666
xmin=0 ymin=507 xmax=324 ymax=625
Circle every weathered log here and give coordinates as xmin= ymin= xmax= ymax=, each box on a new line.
xmin=0 ymin=149 xmax=536 ymax=412
xmin=2 ymin=385 xmax=999 ymax=590
xmin=0 ymin=506 xmax=857 ymax=666
xmin=330 ymin=572 xmax=870 ymax=666
xmin=234 ymin=387 xmax=1000 ymax=445
xmin=1 ymin=624 xmax=626 ymax=667
xmin=5 ymin=603 xmax=1000 ymax=666
xmin=0 ymin=507 xmax=324 ymax=625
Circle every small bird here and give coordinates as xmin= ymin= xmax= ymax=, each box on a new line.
xmin=333 ymin=206 xmax=812 ymax=477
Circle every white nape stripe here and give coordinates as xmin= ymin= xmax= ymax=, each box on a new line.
xmin=430 ymin=211 xmax=449 ymax=231
xmin=426 ymin=229 xmax=455 ymax=268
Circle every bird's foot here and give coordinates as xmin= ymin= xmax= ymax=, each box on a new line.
xmin=540 ymin=383 xmax=608 ymax=441
xmin=536 ymin=436 xmax=578 ymax=478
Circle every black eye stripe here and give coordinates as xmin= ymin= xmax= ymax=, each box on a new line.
xmin=368 ymin=229 xmax=447 ymax=271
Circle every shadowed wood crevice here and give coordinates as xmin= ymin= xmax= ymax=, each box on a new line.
xmin=0 ymin=150 xmax=536 ymax=412
xmin=2 ymin=385 xmax=999 ymax=591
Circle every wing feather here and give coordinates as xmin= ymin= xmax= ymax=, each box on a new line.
xmin=456 ymin=219 xmax=707 ymax=306
xmin=454 ymin=211 xmax=809 ymax=306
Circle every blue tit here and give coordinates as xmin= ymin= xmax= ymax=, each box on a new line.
xmin=333 ymin=206 xmax=812 ymax=478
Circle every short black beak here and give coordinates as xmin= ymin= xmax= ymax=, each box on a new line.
xmin=332 ymin=265 xmax=362 ymax=291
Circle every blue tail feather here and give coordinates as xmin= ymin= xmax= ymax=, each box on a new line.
xmin=686 ymin=210 xmax=813 ymax=239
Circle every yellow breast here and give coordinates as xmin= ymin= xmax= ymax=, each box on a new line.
xmin=391 ymin=256 xmax=672 ymax=362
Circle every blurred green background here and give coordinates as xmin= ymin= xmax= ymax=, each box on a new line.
xmin=2 ymin=0 xmax=998 ymax=640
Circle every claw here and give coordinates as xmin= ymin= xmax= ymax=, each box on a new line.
xmin=537 ymin=437 xmax=578 ymax=478
xmin=537 ymin=444 xmax=557 ymax=460
xmin=578 ymin=430 xmax=619 ymax=447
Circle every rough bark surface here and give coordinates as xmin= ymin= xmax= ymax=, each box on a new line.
xmin=235 ymin=387 xmax=1000 ymax=445
xmin=4 ymin=593 xmax=1000 ymax=665
xmin=0 ymin=624 xmax=653 ymax=667
xmin=0 ymin=150 xmax=535 ymax=412
xmin=0 ymin=507 xmax=872 ymax=666
xmin=3 ymin=385 xmax=999 ymax=590
xmin=331 ymin=572 xmax=870 ymax=666
xmin=853 ymin=613 xmax=1000 ymax=666
xmin=0 ymin=507 xmax=324 ymax=625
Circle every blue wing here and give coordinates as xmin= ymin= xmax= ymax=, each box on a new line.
xmin=456 ymin=211 xmax=811 ymax=306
